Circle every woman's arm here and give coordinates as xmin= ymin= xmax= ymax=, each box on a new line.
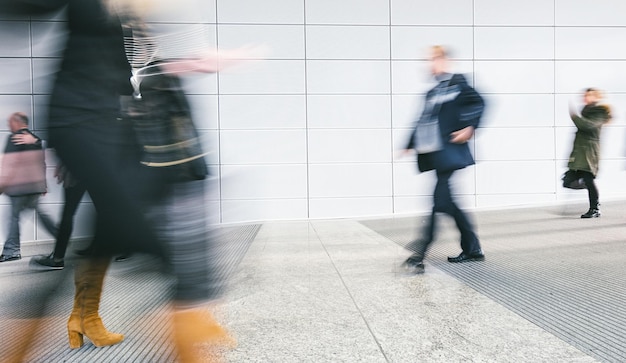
xmin=0 ymin=0 xmax=67 ymax=14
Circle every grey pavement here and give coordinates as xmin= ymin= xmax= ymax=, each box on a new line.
xmin=1 ymin=200 xmax=625 ymax=362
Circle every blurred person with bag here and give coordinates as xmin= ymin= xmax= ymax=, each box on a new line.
xmin=400 ymin=45 xmax=485 ymax=274
xmin=0 ymin=112 xmax=58 ymax=263
xmin=564 ymin=88 xmax=611 ymax=218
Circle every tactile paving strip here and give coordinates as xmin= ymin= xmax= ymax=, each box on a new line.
xmin=0 ymin=224 xmax=260 ymax=363
xmin=360 ymin=214 xmax=626 ymax=363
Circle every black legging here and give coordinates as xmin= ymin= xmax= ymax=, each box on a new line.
xmin=579 ymin=170 xmax=599 ymax=209
xmin=48 ymin=117 xmax=166 ymax=259
xmin=52 ymin=183 xmax=87 ymax=260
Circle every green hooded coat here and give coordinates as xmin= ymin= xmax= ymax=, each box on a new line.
xmin=568 ymin=104 xmax=611 ymax=176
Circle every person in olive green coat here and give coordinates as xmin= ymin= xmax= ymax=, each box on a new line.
xmin=567 ymin=88 xmax=611 ymax=218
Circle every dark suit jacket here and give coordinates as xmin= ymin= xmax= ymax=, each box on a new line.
xmin=406 ymin=74 xmax=484 ymax=173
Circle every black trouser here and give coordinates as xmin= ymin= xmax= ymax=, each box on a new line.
xmin=52 ymin=183 xmax=87 ymax=260
xmin=578 ymin=171 xmax=599 ymax=209
xmin=48 ymin=118 xmax=165 ymax=259
xmin=408 ymin=169 xmax=482 ymax=258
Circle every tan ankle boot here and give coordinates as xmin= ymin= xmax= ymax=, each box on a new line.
xmin=67 ymin=257 xmax=124 ymax=349
xmin=172 ymin=308 xmax=236 ymax=363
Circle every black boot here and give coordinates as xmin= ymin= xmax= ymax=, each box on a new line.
xmin=581 ymin=208 xmax=601 ymax=218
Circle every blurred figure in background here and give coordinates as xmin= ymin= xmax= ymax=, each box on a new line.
xmin=400 ymin=45 xmax=485 ymax=274
xmin=564 ymin=88 xmax=612 ymax=218
xmin=0 ymin=112 xmax=57 ymax=263
xmin=0 ymin=0 xmax=161 ymax=361
xmin=120 ymin=2 xmax=263 ymax=359
xmin=0 ymin=0 xmax=261 ymax=362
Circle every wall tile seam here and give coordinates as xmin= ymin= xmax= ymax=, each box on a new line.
xmin=220 ymin=162 xmax=394 ymax=166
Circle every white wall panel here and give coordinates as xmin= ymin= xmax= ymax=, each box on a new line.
xmin=556 ymin=28 xmax=626 ymax=60
xmin=307 ymin=60 xmax=390 ymax=94
xmin=475 ymin=0 xmax=554 ymax=26
xmin=218 ymin=25 xmax=304 ymax=60
xmin=476 ymin=194 xmax=557 ymax=209
xmin=474 ymin=128 xmax=555 ymax=161
xmin=476 ymin=161 xmax=556 ymax=194
xmin=220 ymin=164 xmax=307 ymax=199
xmin=0 ymin=59 xmax=32 ymax=94
xmin=555 ymin=126 xmax=575 ymax=161
xmin=219 ymin=60 xmax=305 ymax=94
xmin=306 ymin=0 xmax=389 ymax=25
xmin=482 ymin=94 xmax=555 ymax=128
xmin=391 ymin=27 xmax=473 ymax=60
xmin=393 ymin=162 xmax=436 ymax=196
xmin=217 ymin=0 xmax=304 ymax=24
xmin=220 ymin=129 xmax=306 ymax=164
xmin=555 ymin=0 xmax=626 ymax=26
xmin=595 ymin=160 xmax=626 ymax=196
xmin=0 ymin=22 xmax=30 ymax=57
xmin=187 ymin=95 xmax=218 ymax=130
xmin=144 ymin=0 xmax=216 ymax=23
xmin=475 ymin=27 xmax=554 ymax=60
xmin=391 ymin=0 xmax=473 ymax=26
xmin=475 ymin=61 xmax=554 ymax=94
xmin=554 ymin=94 xmax=577 ymax=127
xmin=392 ymin=129 xmax=415 ymax=153
xmin=220 ymin=95 xmax=306 ymax=129
xmin=393 ymin=196 xmax=434 ymax=214
xmin=221 ymin=199 xmax=308 ymax=223
xmin=600 ymin=126 xmax=626 ymax=160
xmin=181 ymin=73 xmax=218 ymax=95
xmin=392 ymin=94 xmax=420 ymax=129
xmin=309 ymin=163 xmax=392 ymax=197
xmin=309 ymin=197 xmax=392 ymax=219
xmin=308 ymin=129 xmax=392 ymax=163
xmin=306 ymin=26 xmax=389 ymax=60
xmin=555 ymin=61 xmax=626 ymax=93
xmin=0 ymin=96 xmax=32 ymax=126
xmin=307 ymin=95 xmax=391 ymax=129
xmin=199 ymin=131 xmax=220 ymax=164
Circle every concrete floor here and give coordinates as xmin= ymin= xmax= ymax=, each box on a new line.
xmin=2 ymin=201 xmax=625 ymax=362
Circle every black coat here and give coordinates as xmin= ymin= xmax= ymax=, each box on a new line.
xmin=406 ymin=74 xmax=484 ymax=173
xmin=0 ymin=0 xmax=133 ymax=126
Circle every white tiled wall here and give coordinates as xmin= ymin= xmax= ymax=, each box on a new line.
xmin=2 ymin=0 xmax=626 ymax=245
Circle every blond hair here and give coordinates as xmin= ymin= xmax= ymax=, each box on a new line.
xmin=431 ymin=45 xmax=448 ymax=59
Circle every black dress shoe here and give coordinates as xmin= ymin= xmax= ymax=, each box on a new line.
xmin=0 ymin=254 xmax=22 ymax=263
xmin=447 ymin=252 xmax=485 ymax=263
xmin=401 ymin=253 xmax=425 ymax=274
xmin=30 ymin=253 xmax=64 ymax=270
